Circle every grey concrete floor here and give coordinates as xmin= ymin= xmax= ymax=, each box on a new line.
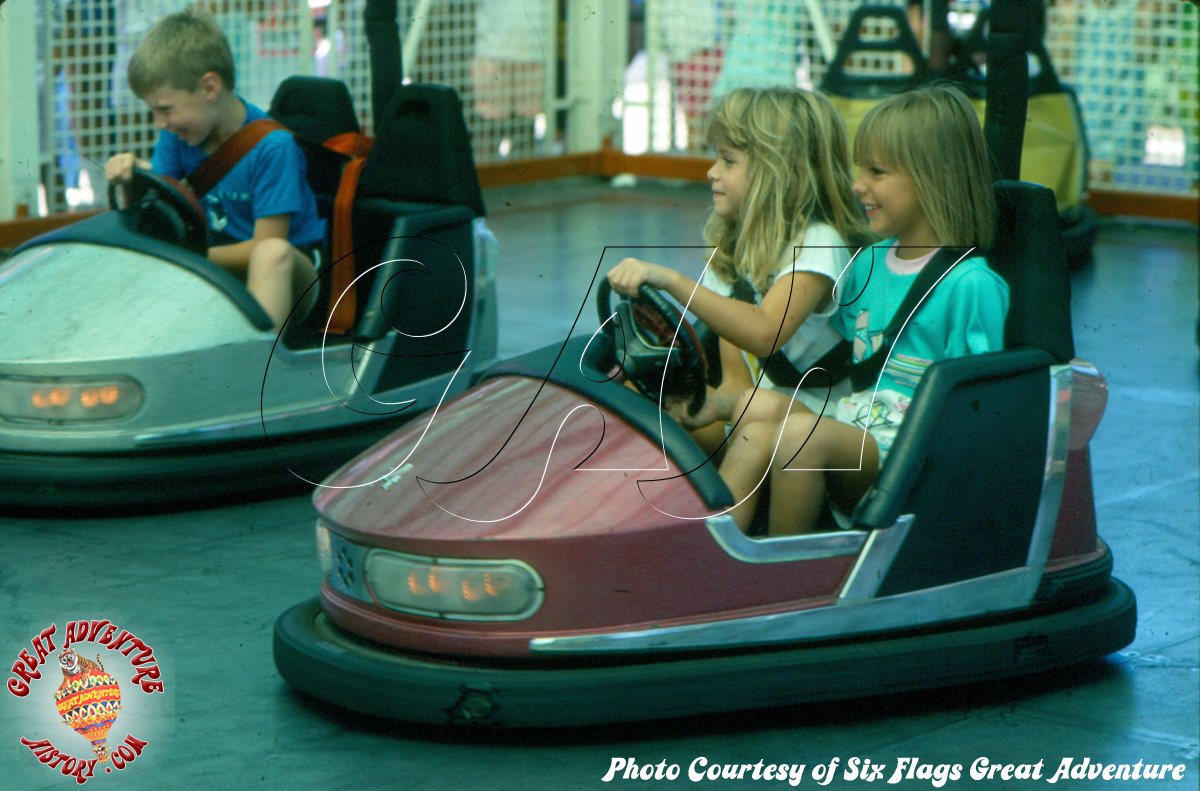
xmin=1 ymin=178 xmax=1197 ymax=790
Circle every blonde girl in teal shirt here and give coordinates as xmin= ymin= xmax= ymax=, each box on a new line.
xmin=723 ymin=84 xmax=1010 ymax=536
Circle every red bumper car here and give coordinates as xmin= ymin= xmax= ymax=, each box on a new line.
xmin=273 ymin=180 xmax=1135 ymax=726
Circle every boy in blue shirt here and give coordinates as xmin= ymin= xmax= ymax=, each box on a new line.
xmin=104 ymin=10 xmax=325 ymax=329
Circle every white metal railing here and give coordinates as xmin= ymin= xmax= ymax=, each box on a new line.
xmin=629 ymin=0 xmax=1196 ymax=200
xmin=2 ymin=0 xmax=1195 ymax=220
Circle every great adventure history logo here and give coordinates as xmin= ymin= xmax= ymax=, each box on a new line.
xmin=7 ymin=620 xmax=164 ymax=784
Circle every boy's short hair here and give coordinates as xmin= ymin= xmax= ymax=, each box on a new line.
xmin=128 ymin=10 xmax=236 ymax=96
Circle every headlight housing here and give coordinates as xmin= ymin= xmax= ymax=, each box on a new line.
xmin=317 ymin=524 xmax=544 ymax=621
xmin=365 ymin=551 xmax=544 ymax=621
xmin=0 ymin=375 xmax=143 ymax=423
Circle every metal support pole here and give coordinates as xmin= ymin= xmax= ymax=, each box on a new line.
xmin=985 ymin=0 xmax=1031 ymax=181
xmin=0 ymin=1 xmax=42 ymax=219
xmin=564 ymin=0 xmax=626 ymax=153
xmin=365 ymin=0 xmax=402 ymax=128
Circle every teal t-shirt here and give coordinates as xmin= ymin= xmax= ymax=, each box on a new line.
xmin=831 ymin=240 xmax=1009 ymax=454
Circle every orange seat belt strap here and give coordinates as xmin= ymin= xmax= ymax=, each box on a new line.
xmin=324 ymin=131 xmax=374 ymax=158
xmin=326 ymin=152 xmax=368 ymax=335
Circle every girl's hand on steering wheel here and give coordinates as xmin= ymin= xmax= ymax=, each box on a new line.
xmin=607 ymin=258 xmax=677 ymax=298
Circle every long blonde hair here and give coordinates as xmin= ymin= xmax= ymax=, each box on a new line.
xmin=702 ymin=87 xmax=868 ymax=291
xmin=854 ymin=83 xmax=995 ymax=247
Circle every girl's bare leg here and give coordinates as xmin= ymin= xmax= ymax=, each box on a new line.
xmin=717 ymin=388 xmax=817 ymax=533
xmin=767 ymin=414 xmax=880 ymax=535
xmin=718 ymin=420 xmax=776 ymax=532
xmin=732 ymin=385 xmax=793 ymax=426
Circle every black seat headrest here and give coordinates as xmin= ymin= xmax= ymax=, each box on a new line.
xmin=989 ymin=180 xmax=1075 ymax=363
xmin=269 ymin=76 xmax=361 ymax=143
xmin=356 ymin=83 xmax=486 ymax=217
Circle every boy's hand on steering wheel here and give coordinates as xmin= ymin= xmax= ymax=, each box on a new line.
xmin=104 ymin=152 xmax=151 ymax=185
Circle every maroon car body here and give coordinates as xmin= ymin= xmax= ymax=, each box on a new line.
xmin=275 ymin=235 xmax=1135 ymax=725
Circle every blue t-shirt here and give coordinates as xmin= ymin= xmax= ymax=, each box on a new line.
xmin=831 ymin=240 xmax=1009 ymax=456
xmin=151 ymin=99 xmax=326 ymax=248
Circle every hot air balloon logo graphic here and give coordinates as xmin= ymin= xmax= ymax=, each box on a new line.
xmin=53 ymin=649 xmax=122 ymax=762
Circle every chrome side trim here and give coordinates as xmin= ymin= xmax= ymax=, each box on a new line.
xmin=838 ymin=515 xmax=913 ymax=602
xmin=132 ymin=370 xmax=456 ymax=445
xmin=705 ymin=513 xmax=868 ymax=564
xmin=531 ymin=566 xmax=1039 ymax=654
xmin=1023 ymin=364 xmax=1074 ymax=572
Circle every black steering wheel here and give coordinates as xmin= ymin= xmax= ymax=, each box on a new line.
xmin=596 ymin=279 xmax=709 ymax=416
xmin=109 ymin=168 xmax=208 ymax=255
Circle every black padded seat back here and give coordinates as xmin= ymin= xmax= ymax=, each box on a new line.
xmin=269 ymin=76 xmax=362 ymax=199
xmin=856 ymin=350 xmax=1052 ymax=596
xmin=347 ymin=202 xmax=476 ymax=348
xmin=356 ymin=83 xmax=486 ymax=217
xmin=820 ymin=5 xmax=927 ymax=98
xmin=989 ymin=180 xmax=1075 ymax=362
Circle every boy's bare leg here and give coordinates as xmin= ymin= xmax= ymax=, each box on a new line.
xmin=245 ymin=238 xmax=317 ymax=329
xmin=766 ymin=414 xmax=880 ymax=536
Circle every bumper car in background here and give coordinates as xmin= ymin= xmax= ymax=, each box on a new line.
xmin=821 ymin=3 xmax=1097 ymax=268
xmin=0 ymin=78 xmax=498 ymax=511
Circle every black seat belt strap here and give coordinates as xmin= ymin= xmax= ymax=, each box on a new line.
xmin=729 ymin=246 xmax=973 ymax=391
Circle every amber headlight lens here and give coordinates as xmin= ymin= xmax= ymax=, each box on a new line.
xmin=0 ymin=376 xmax=142 ymax=422
xmin=365 ymin=550 xmax=544 ymax=621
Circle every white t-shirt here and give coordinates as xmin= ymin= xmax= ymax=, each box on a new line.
xmin=700 ymin=221 xmax=854 ymax=409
